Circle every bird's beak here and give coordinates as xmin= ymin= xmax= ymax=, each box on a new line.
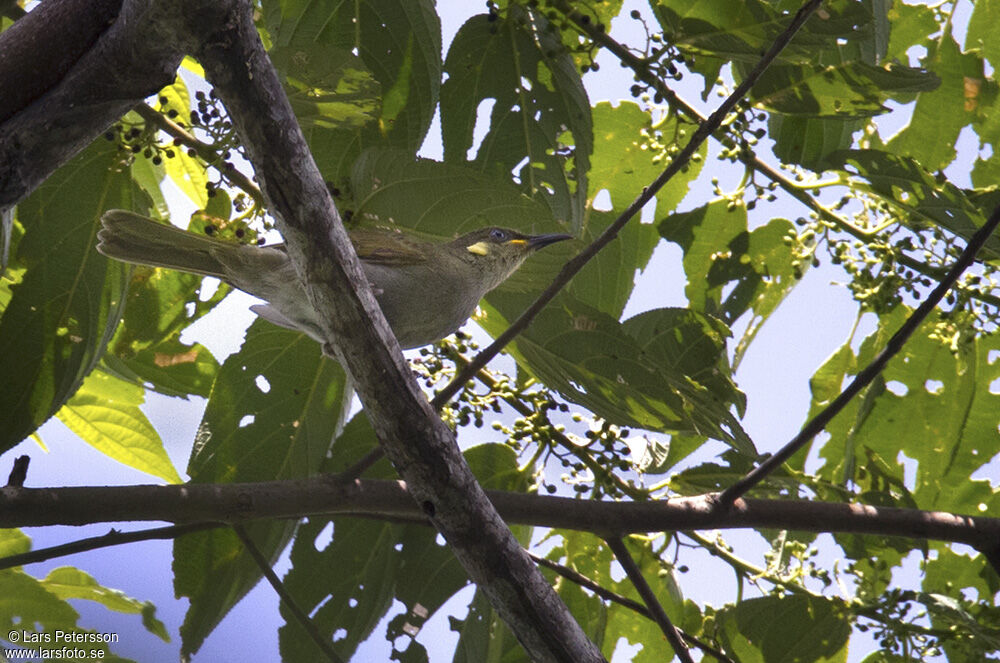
xmin=526 ymin=233 xmax=573 ymax=250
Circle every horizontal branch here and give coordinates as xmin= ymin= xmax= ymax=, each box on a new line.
xmin=2 ymin=478 xmax=996 ymax=552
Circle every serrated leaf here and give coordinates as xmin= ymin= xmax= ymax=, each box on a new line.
xmin=263 ymin=0 xmax=441 ymax=181
xmin=480 ymin=289 xmax=754 ymax=454
xmin=441 ymin=7 xmax=591 ymax=230
xmin=0 ymin=140 xmax=147 ymax=454
xmin=717 ymin=594 xmax=849 ymax=663
xmin=175 ymin=321 xmax=351 ymax=658
xmin=41 ymin=566 xmax=169 ymax=642
xmin=750 ymin=60 xmax=938 ymax=118
xmin=769 ymin=114 xmax=862 ymax=171
xmin=0 ymin=568 xmax=133 ymax=662
xmin=56 ymin=368 xmax=183 ymax=483
xmin=280 ymin=426 xmax=526 ymax=662
xmin=886 ymin=34 xmax=981 ymax=171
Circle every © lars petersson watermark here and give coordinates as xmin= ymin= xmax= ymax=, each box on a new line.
xmin=6 ymin=630 xmax=120 ymax=659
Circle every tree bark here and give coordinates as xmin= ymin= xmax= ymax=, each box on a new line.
xmin=2 ymin=478 xmax=998 ymax=553
xmin=0 ymin=0 xmax=182 ymax=213
xmin=163 ymin=1 xmax=606 ymax=661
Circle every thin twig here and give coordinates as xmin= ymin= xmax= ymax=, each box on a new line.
xmin=232 ymin=523 xmax=344 ymax=663
xmin=440 ymin=346 xmax=637 ymax=496
xmin=0 ymin=522 xmax=222 ymax=571
xmin=529 ymin=551 xmax=736 ymax=663
xmin=336 ymin=448 xmax=385 ymax=480
xmin=6 ymin=455 xmax=28 ymax=487
xmin=132 ymin=102 xmax=264 ymax=206
xmin=530 ymin=550 xmax=651 ymax=615
xmin=431 ymin=0 xmax=825 ymax=409
xmin=605 ymin=537 xmax=694 ymax=663
xmin=718 ymin=202 xmax=1000 ymax=506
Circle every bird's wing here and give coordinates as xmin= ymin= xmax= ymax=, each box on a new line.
xmin=349 ymin=230 xmax=429 ymax=266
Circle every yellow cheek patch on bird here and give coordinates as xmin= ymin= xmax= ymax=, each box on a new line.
xmin=466 ymin=241 xmax=490 ymax=255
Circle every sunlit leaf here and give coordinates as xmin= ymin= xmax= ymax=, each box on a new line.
xmin=56 ymin=368 xmax=183 ymax=483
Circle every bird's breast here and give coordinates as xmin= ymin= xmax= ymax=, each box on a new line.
xmin=363 ymin=262 xmax=485 ymax=349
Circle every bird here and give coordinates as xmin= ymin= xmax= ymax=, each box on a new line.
xmin=96 ymin=210 xmax=572 ymax=348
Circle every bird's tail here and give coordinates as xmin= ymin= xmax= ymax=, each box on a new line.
xmin=96 ymin=209 xmax=235 ymax=278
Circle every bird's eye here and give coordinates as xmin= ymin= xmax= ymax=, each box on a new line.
xmin=489 ymin=228 xmax=508 ymax=242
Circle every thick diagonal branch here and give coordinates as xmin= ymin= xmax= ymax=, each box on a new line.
xmin=167 ymin=2 xmax=604 ymax=661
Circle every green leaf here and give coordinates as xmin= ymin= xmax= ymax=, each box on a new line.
xmin=653 ymin=0 xmax=885 ymax=68
xmin=41 ymin=567 xmax=169 ymax=642
xmin=280 ymin=423 xmax=528 ymax=662
xmin=886 ymin=34 xmax=981 ymax=172
xmin=269 ymin=45 xmax=380 ymax=131
xmin=56 ymin=368 xmax=183 ymax=483
xmin=154 ymin=78 xmax=209 ymax=207
xmin=0 ymin=568 xmax=134 ymax=662
xmin=263 ymin=0 xmax=441 ymax=181
xmin=886 ymin=2 xmax=937 ymax=61
xmin=480 ymin=289 xmax=754 ymax=454
xmin=769 ymin=114 xmax=862 ymax=171
xmin=103 ymin=214 xmax=227 ymax=398
xmin=923 ymin=546 xmax=999 ymax=604
xmin=717 ymin=594 xmax=849 ymax=663
xmin=622 ymin=307 xmax=745 ymax=417
xmin=967 ymin=0 xmax=1000 ymax=73
xmin=838 ymin=150 xmax=1000 ymax=258
xmin=441 ymin=7 xmax=592 ymax=230
xmin=175 ymin=321 xmax=351 ymax=658
xmin=816 ymin=309 xmax=1000 ymax=514
xmin=661 ymin=199 xmax=750 ymax=316
xmin=587 ymin=101 xmax=703 ymax=217
xmin=452 ymin=589 xmax=526 ymax=663
xmin=350 ymin=148 xmax=558 ymax=236
xmin=606 ymin=538 xmax=689 ymax=663
xmin=922 ymin=591 xmax=1000 ymax=653
xmin=129 ymin=152 xmax=169 ymax=219
xmin=0 ymin=529 xmax=30 ymax=558
xmin=659 ymin=200 xmax=800 ymax=361
xmin=0 ymin=139 xmax=147 ymax=454
xmin=565 ymin=210 xmax=659 ymax=320
xmin=541 ymin=532 xmax=688 ymax=663
xmin=750 ymin=60 xmax=938 ymax=118
xmin=568 ymin=102 xmax=701 ymax=317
